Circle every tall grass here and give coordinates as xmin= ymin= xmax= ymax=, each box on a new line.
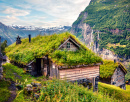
xmin=38 ymin=79 xmax=118 ymax=102
xmin=2 ymin=63 xmax=45 ymax=84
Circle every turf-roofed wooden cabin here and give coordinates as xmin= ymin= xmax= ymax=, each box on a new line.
xmin=100 ymin=60 xmax=127 ymax=90
xmin=5 ymin=32 xmax=102 ymax=87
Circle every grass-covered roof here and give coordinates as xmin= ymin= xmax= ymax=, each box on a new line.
xmin=5 ymin=32 xmax=102 ymax=66
xmin=100 ymin=60 xmax=127 ymax=78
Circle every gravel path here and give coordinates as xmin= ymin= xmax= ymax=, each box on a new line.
xmin=6 ymin=81 xmax=16 ymax=102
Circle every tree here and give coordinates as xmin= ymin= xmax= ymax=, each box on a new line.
xmin=1 ymin=40 xmax=7 ymax=55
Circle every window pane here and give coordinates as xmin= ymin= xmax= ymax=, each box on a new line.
xmin=67 ymin=43 xmax=70 ymax=48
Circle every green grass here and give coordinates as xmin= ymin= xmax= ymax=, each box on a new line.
xmin=98 ymin=82 xmax=130 ymax=101
xmin=5 ymin=32 xmax=102 ymax=66
xmin=2 ymin=63 xmax=46 ymax=102
xmin=2 ymin=63 xmax=129 ymax=102
xmin=2 ymin=63 xmax=46 ymax=84
xmin=0 ymin=80 xmax=10 ymax=102
xmin=38 ymin=79 xmax=118 ymax=102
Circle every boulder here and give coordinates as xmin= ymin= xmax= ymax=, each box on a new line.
xmin=34 ymin=93 xmax=40 ymax=99
xmin=31 ymin=81 xmax=41 ymax=87
xmin=24 ymin=84 xmax=33 ymax=95
xmin=0 ymin=74 xmax=3 ymax=80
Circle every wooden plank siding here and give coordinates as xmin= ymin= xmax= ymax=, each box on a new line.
xmin=59 ymin=40 xmax=79 ymax=51
xmin=59 ymin=66 xmax=99 ymax=81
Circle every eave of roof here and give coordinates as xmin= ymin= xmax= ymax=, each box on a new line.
xmin=118 ymin=63 xmax=127 ymax=74
xmin=58 ymin=37 xmax=81 ymax=50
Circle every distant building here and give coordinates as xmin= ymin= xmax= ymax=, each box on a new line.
xmin=100 ymin=60 xmax=127 ymax=90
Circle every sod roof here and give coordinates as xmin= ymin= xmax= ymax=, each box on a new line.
xmin=100 ymin=60 xmax=127 ymax=78
xmin=5 ymin=32 xmax=102 ymax=66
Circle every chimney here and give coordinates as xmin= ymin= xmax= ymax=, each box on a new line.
xmin=28 ymin=34 xmax=31 ymax=43
xmin=16 ymin=36 xmax=21 ymax=45
xmin=114 ymin=59 xmax=116 ymax=63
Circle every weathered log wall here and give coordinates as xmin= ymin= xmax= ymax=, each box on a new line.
xmin=111 ymin=67 xmax=126 ymax=89
xmin=59 ymin=66 xmax=99 ymax=81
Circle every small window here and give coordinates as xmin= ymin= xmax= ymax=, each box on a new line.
xmin=67 ymin=43 xmax=70 ymax=48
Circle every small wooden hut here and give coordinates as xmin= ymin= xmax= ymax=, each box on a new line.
xmin=100 ymin=60 xmax=127 ymax=90
xmin=5 ymin=32 xmax=102 ymax=90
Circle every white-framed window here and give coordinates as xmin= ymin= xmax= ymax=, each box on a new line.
xmin=67 ymin=42 xmax=70 ymax=48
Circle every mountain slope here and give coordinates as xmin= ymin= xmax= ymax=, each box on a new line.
xmin=71 ymin=0 xmax=130 ymax=59
xmin=0 ymin=22 xmax=71 ymax=45
xmin=73 ymin=0 xmax=130 ymax=30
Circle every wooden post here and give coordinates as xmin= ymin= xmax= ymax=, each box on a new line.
xmin=92 ymin=76 xmax=99 ymax=92
xmin=92 ymin=77 xmax=95 ymax=92
xmin=47 ymin=55 xmax=50 ymax=76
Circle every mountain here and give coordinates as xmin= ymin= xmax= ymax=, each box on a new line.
xmin=0 ymin=22 xmax=71 ymax=45
xmin=71 ymin=0 xmax=130 ymax=59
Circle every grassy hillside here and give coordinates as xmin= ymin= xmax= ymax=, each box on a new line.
xmin=0 ymin=80 xmax=10 ymax=102
xmin=2 ymin=63 xmax=130 ymax=102
xmin=98 ymin=82 xmax=130 ymax=101
xmin=0 ymin=22 xmax=41 ymax=45
xmin=72 ymin=0 xmax=130 ymax=58
xmin=5 ymin=32 xmax=102 ymax=66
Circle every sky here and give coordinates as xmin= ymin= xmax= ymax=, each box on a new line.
xmin=0 ymin=0 xmax=91 ymax=28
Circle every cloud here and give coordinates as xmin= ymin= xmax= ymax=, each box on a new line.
xmin=0 ymin=16 xmax=19 ymax=24
xmin=24 ymin=0 xmax=91 ymax=25
xmin=2 ymin=7 xmax=30 ymax=16
xmin=0 ymin=0 xmax=91 ymax=27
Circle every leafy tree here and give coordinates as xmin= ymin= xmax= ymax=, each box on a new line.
xmin=1 ymin=40 xmax=7 ymax=55
xmin=125 ymin=63 xmax=130 ymax=81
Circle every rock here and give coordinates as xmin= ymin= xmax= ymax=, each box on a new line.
xmin=31 ymin=81 xmax=41 ymax=87
xmin=0 ymin=74 xmax=3 ymax=80
xmin=34 ymin=93 xmax=40 ymax=99
xmin=0 ymin=67 xmax=3 ymax=73
xmin=26 ymin=84 xmax=32 ymax=88
xmin=24 ymin=84 xmax=33 ymax=95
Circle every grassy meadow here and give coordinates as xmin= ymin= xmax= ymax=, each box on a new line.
xmin=1 ymin=63 xmax=130 ymax=102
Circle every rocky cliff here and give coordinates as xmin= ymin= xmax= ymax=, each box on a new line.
xmin=71 ymin=0 xmax=130 ymax=60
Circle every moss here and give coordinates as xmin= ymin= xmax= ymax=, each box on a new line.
xmin=5 ymin=32 xmax=102 ymax=66
xmin=100 ymin=60 xmax=118 ymax=78
xmin=119 ymin=62 xmax=127 ymax=72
